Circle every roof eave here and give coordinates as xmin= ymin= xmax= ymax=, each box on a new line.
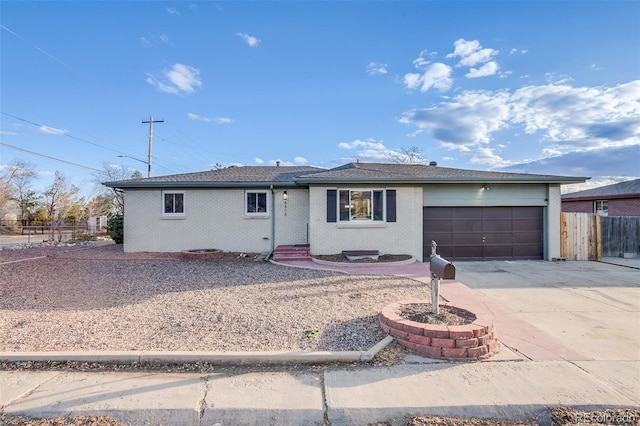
xmin=297 ymin=177 xmax=588 ymax=185
xmin=102 ymin=181 xmax=305 ymax=189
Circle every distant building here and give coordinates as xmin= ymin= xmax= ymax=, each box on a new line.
xmin=562 ymin=179 xmax=640 ymax=216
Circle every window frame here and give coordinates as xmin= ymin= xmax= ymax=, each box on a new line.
xmin=594 ymin=200 xmax=608 ymax=216
xmin=337 ymin=189 xmax=385 ymax=222
xmin=162 ymin=190 xmax=186 ymax=217
xmin=245 ymin=190 xmax=269 ymax=216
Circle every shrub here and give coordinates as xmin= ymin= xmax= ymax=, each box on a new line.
xmin=108 ymin=215 xmax=124 ymax=244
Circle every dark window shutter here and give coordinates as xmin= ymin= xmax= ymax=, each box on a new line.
xmin=327 ymin=190 xmax=337 ymax=222
xmin=386 ymin=190 xmax=396 ymax=222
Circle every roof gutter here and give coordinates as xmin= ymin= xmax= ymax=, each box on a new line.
xmin=295 ymin=177 xmax=589 ymax=185
xmin=103 ymin=181 xmax=304 ymax=189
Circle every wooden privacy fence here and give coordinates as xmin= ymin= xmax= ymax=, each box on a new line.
xmin=561 ymin=213 xmax=640 ymax=260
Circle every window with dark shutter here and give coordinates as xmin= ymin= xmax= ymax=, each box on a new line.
xmin=386 ymin=189 xmax=396 ymax=222
xmin=327 ymin=189 xmax=337 ymax=222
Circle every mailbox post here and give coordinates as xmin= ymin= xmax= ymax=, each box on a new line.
xmin=429 ymin=240 xmax=456 ymax=315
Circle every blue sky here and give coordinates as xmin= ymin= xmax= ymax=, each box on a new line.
xmin=1 ymin=1 xmax=639 ymax=197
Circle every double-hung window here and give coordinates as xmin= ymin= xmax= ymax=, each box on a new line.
xmin=246 ymin=191 xmax=268 ymax=215
xmin=162 ymin=191 xmax=185 ymax=216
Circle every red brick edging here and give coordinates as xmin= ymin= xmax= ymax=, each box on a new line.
xmin=379 ymin=300 xmax=499 ymax=361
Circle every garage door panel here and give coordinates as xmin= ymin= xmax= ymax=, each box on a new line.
xmin=483 ymin=221 xmax=513 ymax=232
xmin=484 ymin=246 xmax=514 ymax=259
xmin=514 ymin=232 xmax=542 ymax=244
xmin=453 ymin=245 xmax=483 ymax=259
xmin=424 ymin=207 xmax=455 ymax=219
xmin=486 ymin=233 xmax=514 ymax=244
xmin=453 ymin=221 xmax=483 ymax=232
xmin=423 ymin=206 xmax=543 ymax=261
xmin=452 ymin=233 xmax=482 ymax=244
xmin=453 ymin=209 xmax=483 ymax=219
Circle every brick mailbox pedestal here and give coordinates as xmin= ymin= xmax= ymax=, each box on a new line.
xmin=379 ymin=300 xmax=499 ymax=362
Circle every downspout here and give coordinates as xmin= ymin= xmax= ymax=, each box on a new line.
xmin=270 ymin=184 xmax=275 ymax=253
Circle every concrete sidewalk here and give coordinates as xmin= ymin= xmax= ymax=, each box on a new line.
xmin=1 ymin=360 xmax=638 ymax=425
xmin=1 ymin=258 xmax=638 ymax=424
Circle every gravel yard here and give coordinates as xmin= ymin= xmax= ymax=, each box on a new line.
xmin=0 ymin=244 xmax=428 ymax=353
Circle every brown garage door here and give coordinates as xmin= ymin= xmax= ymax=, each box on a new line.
xmin=423 ymin=206 xmax=543 ymax=261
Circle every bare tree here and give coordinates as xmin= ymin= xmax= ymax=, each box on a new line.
xmin=43 ymin=171 xmax=80 ymax=241
xmin=93 ymin=163 xmax=142 ymax=215
xmin=390 ymin=146 xmax=427 ymax=164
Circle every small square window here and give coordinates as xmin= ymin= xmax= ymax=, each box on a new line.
xmin=594 ymin=200 xmax=608 ymax=216
xmin=246 ymin=191 xmax=268 ymax=214
xmin=163 ymin=191 xmax=185 ymax=215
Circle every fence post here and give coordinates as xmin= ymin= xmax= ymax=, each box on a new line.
xmin=560 ymin=212 xmax=567 ymax=258
xmin=595 ymin=214 xmax=602 ymax=262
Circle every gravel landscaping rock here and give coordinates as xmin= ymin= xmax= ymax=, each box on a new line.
xmin=0 ymin=244 xmax=427 ymax=353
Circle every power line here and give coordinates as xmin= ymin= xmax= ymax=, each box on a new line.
xmin=0 ymin=111 xmax=180 ymax=174
xmin=1 ymin=111 xmax=124 ymax=155
xmin=0 ymin=24 xmax=80 ymax=74
xmin=0 ymin=142 xmax=103 ymax=172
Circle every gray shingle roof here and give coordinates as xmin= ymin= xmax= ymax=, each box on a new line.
xmin=562 ymin=178 xmax=640 ymax=199
xmin=104 ymin=162 xmax=586 ymax=189
xmin=104 ymin=166 xmax=325 ymax=188
xmin=297 ymin=163 xmax=586 ymax=183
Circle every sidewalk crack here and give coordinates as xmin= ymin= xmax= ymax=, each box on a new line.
xmin=0 ymin=371 xmax=62 ymax=412
xmin=197 ymin=374 xmax=210 ymax=426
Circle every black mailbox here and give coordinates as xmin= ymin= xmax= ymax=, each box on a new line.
xmin=430 ymin=256 xmax=456 ymax=280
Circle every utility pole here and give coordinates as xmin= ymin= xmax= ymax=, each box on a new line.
xmin=141 ymin=115 xmax=164 ymax=177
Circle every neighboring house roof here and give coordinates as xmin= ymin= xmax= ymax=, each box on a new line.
xmin=561 ymin=178 xmax=640 ymax=201
xmin=104 ymin=162 xmax=587 ymax=189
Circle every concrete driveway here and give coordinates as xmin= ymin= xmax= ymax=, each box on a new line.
xmin=451 ymin=260 xmax=640 ymax=362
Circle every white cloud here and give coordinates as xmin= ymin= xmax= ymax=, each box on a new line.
xmin=400 ymin=80 xmax=640 ymax=167
xmin=466 ymin=61 xmax=499 ymax=78
xmin=39 ymin=125 xmax=67 ymax=135
xmin=214 ymin=117 xmax=233 ymax=124
xmin=187 ymin=113 xmax=210 ymax=122
xmin=591 ymin=63 xmax=602 ymax=71
xmin=254 ymin=158 xmax=264 ymax=164
xmin=294 ymin=157 xmax=307 ymax=164
xmin=412 ymin=50 xmax=437 ymax=70
xmin=404 ymin=62 xmax=452 ymax=93
xmin=147 ymin=63 xmax=202 ymax=95
xmin=366 ymin=62 xmax=388 ymax=76
xmin=470 ymin=147 xmax=511 ymax=168
xmin=0 ymin=130 xmax=18 ymax=135
xmin=166 ymin=7 xmax=180 ymax=16
xmin=400 ymin=90 xmax=512 ymax=147
xmin=509 ymin=48 xmax=528 ymax=55
xmin=236 ymin=32 xmax=260 ymax=47
xmin=187 ymin=113 xmax=233 ymax=124
xmin=338 ymin=139 xmax=408 ymax=163
xmin=447 ymin=38 xmax=499 ymax=67
xmin=141 ymin=34 xmax=171 ymax=48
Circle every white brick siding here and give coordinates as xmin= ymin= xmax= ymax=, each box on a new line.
xmin=123 ymin=188 xmax=309 ymax=253
xmin=308 ymin=186 xmax=423 ymax=260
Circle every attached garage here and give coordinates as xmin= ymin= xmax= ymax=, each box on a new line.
xmin=423 ymin=206 xmax=544 ymax=261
